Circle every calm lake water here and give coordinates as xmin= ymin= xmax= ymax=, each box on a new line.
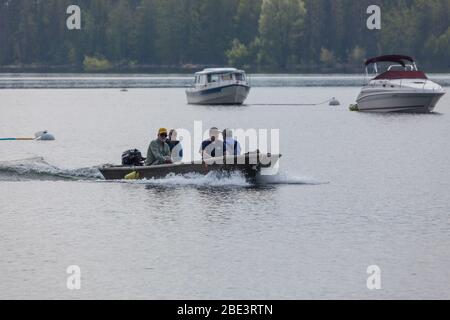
xmin=1 ymin=75 xmax=450 ymax=299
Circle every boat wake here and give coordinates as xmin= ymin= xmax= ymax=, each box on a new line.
xmin=106 ymin=170 xmax=327 ymax=188
xmin=0 ymin=157 xmax=103 ymax=181
xmin=257 ymin=172 xmax=329 ymax=186
xmin=0 ymin=157 xmax=327 ymax=187
xmin=107 ymin=171 xmax=253 ymax=188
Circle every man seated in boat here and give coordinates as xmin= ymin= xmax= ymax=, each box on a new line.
xmin=200 ymin=127 xmax=224 ymax=160
xmin=222 ymin=128 xmax=241 ymax=156
xmin=145 ymin=128 xmax=173 ymax=166
xmin=166 ymin=129 xmax=183 ymax=162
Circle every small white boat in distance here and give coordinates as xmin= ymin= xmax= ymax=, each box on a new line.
xmin=356 ymin=55 xmax=445 ymax=113
xmin=186 ymin=68 xmax=250 ymax=105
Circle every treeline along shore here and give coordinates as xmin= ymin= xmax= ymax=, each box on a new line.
xmin=0 ymin=0 xmax=449 ymax=73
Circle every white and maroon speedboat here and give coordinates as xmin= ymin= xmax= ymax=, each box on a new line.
xmin=356 ymin=55 xmax=445 ymax=113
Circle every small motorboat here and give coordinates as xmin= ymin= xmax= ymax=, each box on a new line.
xmin=186 ymin=68 xmax=250 ymax=105
xmin=99 ymin=152 xmax=281 ymax=181
xmin=356 ymin=55 xmax=445 ymax=113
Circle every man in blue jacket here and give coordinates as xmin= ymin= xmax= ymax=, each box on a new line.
xmin=200 ymin=127 xmax=224 ymax=160
xmin=223 ymin=128 xmax=241 ymax=156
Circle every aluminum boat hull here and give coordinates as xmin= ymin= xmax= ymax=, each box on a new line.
xmin=99 ymin=153 xmax=280 ymax=181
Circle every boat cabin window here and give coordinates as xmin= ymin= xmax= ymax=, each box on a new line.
xmin=207 ymin=74 xmax=220 ymax=83
xmin=221 ymin=73 xmax=233 ymax=81
xmin=196 ymin=75 xmax=206 ymax=85
xmin=234 ymin=72 xmax=245 ymax=81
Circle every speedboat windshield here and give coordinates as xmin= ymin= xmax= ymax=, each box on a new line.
xmin=364 ymin=55 xmax=418 ymax=77
xmin=387 ymin=64 xmax=416 ymax=71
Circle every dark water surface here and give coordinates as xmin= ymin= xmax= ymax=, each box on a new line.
xmin=1 ymin=77 xmax=449 ymax=299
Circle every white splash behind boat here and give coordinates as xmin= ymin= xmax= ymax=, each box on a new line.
xmin=356 ymin=55 xmax=445 ymax=113
xmin=186 ymin=68 xmax=250 ymax=105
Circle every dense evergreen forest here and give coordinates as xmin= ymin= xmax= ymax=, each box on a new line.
xmin=0 ymin=0 xmax=449 ymax=72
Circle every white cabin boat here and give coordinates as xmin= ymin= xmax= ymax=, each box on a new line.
xmin=186 ymin=68 xmax=250 ymax=105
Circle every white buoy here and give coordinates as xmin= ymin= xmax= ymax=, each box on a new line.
xmin=329 ymin=97 xmax=341 ymax=106
xmin=34 ymin=130 xmax=55 ymax=141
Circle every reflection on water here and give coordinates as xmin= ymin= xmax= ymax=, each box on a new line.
xmin=143 ymin=185 xmax=279 ymax=225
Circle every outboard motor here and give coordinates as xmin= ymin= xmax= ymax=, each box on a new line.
xmin=122 ymin=149 xmax=144 ymax=166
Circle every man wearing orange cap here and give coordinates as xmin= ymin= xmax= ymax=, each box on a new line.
xmin=145 ymin=128 xmax=172 ymax=166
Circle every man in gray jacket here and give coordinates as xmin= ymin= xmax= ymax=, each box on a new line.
xmin=145 ymin=128 xmax=172 ymax=166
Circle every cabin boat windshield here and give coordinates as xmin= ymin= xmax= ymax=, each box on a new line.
xmin=234 ymin=72 xmax=246 ymax=81
xmin=194 ymin=71 xmax=247 ymax=86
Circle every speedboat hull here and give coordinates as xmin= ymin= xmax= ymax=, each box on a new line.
xmin=186 ymin=84 xmax=250 ymax=105
xmin=357 ymin=90 xmax=445 ymax=113
xmin=99 ymin=153 xmax=280 ymax=181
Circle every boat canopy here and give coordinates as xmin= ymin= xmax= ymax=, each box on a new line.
xmin=365 ymin=55 xmax=415 ymax=67
xmin=195 ymin=68 xmax=243 ymax=75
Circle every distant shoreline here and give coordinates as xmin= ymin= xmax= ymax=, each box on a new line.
xmin=0 ymin=64 xmax=431 ymax=74
xmin=1 ymin=64 xmax=448 ymax=74
xmin=1 ymin=73 xmax=449 ymax=90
